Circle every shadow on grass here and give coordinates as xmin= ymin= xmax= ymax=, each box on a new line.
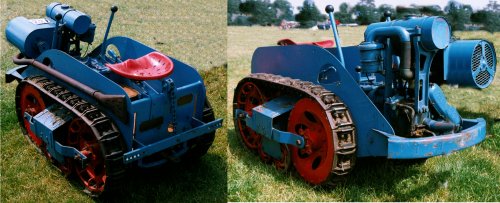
xmin=456 ymin=107 xmax=499 ymax=133
xmin=339 ymin=157 xmax=450 ymax=201
xmin=94 ymin=153 xmax=226 ymax=202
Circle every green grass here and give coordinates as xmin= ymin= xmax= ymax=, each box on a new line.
xmin=227 ymin=26 xmax=500 ymax=201
xmin=1 ymin=0 xmax=227 ymax=202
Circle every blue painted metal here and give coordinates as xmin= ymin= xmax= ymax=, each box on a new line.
xmin=252 ymin=45 xmax=394 ymax=157
xmin=261 ymin=137 xmax=282 ymax=159
xmin=412 ymin=32 xmax=433 ymax=124
xmin=358 ymin=42 xmax=384 ymax=73
xmin=5 ymin=65 xmax=26 ymax=83
xmin=365 ymin=26 xmax=410 ymax=43
xmin=5 ymin=17 xmax=55 ymax=58
xmin=123 ymin=118 xmax=222 ymax=164
xmin=234 ymin=96 xmax=305 ymax=159
xmin=444 ymin=40 xmax=496 ymax=88
xmin=46 ymin=2 xmax=91 ymax=34
xmin=375 ymin=118 xmax=485 ymax=159
xmin=428 ymin=84 xmax=461 ymax=125
xmin=238 ymin=97 xmax=305 ymax=148
xmin=326 ymin=46 xmax=386 ymax=84
xmin=327 ymin=10 xmax=344 ymax=66
xmin=26 ymin=105 xmax=88 ymax=166
xmin=51 ymin=15 xmax=61 ymax=49
xmin=365 ymin=16 xmax=451 ymax=51
xmin=5 ymin=2 xmax=222 ymax=169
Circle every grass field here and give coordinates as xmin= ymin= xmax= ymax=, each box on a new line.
xmin=1 ymin=0 xmax=227 ymax=202
xmin=227 ymin=26 xmax=500 ymax=201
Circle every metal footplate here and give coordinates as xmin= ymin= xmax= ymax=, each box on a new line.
xmin=123 ymin=118 xmax=223 ymax=164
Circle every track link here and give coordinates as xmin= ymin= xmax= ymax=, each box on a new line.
xmin=20 ymin=75 xmax=126 ymax=196
xmin=234 ymin=73 xmax=357 ymax=182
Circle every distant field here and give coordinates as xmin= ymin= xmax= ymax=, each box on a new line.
xmin=1 ymin=0 xmax=227 ymax=202
xmin=227 ymin=26 xmax=500 ymax=201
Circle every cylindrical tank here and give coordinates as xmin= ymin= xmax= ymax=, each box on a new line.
xmin=359 ymin=42 xmax=384 ymax=73
xmin=365 ymin=16 xmax=451 ymax=51
xmin=445 ymin=40 xmax=496 ymax=89
xmin=46 ymin=2 xmax=91 ymax=34
xmin=5 ymin=17 xmax=54 ymax=58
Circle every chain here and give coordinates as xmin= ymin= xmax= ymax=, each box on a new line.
xmin=164 ymin=78 xmax=176 ymax=134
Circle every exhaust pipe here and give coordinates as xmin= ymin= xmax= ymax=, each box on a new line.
xmin=12 ymin=53 xmax=128 ymax=122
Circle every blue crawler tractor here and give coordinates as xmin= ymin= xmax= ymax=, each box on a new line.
xmin=5 ymin=3 xmax=222 ymax=196
xmin=233 ymin=6 xmax=495 ymax=184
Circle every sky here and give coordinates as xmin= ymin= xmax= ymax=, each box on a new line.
xmin=286 ymin=0 xmax=492 ymax=13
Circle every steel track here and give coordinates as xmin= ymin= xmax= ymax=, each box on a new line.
xmin=18 ymin=76 xmax=126 ymax=196
xmin=234 ymin=73 xmax=357 ymax=182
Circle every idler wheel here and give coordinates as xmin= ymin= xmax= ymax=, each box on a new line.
xmin=18 ymin=84 xmax=47 ymax=148
xmin=234 ymin=81 xmax=267 ymax=150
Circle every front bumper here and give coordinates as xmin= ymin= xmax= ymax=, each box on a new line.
xmin=376 ymin=118 xmax=486 ymax=159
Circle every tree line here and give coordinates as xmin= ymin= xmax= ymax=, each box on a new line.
xmin=227 ymin=0 xmax=500 ymax=32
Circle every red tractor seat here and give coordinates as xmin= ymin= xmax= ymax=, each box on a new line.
xmin=106 ymin=52 xmax=174 ymax=80
xmin=277 ymin=38 xmax=335 ymax=48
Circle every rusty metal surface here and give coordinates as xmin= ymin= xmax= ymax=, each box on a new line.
xmin=374 ymin=118 xmax=486 ymax=159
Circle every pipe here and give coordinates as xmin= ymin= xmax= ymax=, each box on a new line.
xmin=365 ymin=26 xmax=413 ymax=80
xmin=423 ymin=118 xmax=457 ymax=133
xmin=12 ymin=53 xmax=126 ymax=116
xmin=396 ymin=103 xmax=415 ymax=124
xmin=400 ymin=42 xmax=412 ymax=80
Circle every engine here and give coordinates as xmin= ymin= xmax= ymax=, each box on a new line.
xmin=6 ymin=3 xmax=95 ymax=58
xmin=358 ymin=15 xmax=496 ymax=137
